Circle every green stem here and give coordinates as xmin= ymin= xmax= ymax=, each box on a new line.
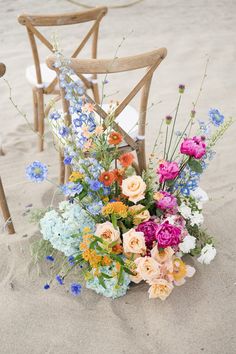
xmin=166 ymin=95 xmax=182 ymax=160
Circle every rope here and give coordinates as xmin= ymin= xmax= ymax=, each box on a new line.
xmin=66 ymin=0 xmax=144 ymax=9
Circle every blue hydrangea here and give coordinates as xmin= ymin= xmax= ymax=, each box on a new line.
xmin=26 ymin=161 xmax=48 ymax=182
xmin=208 ymin=108 xmax=224 ymax=127
xmin=40 ymin=201 xmax=95 ymax=256
xmin=61 ymin=182 xmax=83 ymax=197
xmin=70 ymin=283 xmax=82 ymax=296
xmin=86 ymin=266 xmax=130 ymax=299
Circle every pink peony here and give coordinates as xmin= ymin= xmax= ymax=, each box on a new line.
xmin=136 ymin=220 xmax=159 ymax=249
xmin=157 ymin=161 xmax=179 ymax=183
xmin=155 ymin=221 xmax=181 ymax=248
xmin=156 ymin=191 xmax=177 ymax=211
xmin=180 ymin=136 xmax=206 ymax=159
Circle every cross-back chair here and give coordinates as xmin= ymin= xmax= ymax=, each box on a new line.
xmin=0 ymin=63 xmax=15 ymax=234
xmin=46 ymin=47 xmax=167 ymax=182
xmin=18 ymin=7 xmax=108 ymax=152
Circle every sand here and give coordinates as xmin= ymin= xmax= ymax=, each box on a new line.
xmin=0 ymin=0 xmax=236 ymax=353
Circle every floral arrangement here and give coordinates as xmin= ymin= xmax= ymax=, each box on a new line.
xmin=27 ymin=55 xmax=233 ymax=300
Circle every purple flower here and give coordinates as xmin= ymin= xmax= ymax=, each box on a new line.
xmin=155 ymin=221 xmax=181 ymax=248
xmin=157 ymin=161 xmax=179 ymax=183
xmin=156 ymin=191 xmax=177 ymax=211
xmin=70 ymin=283 xmax=82 ymax=296
xmin=136 ymin=220 xmax=159 ymax=249
xmin=180 ymin=136 xmax=206 ymax=159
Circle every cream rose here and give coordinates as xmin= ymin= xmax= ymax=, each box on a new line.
xmin=123 ymin=228 xmax=146 ymax=254
xmin=129 ymin=204 xmax=150 ymax=225
xmin=151 ymin=245 xmax=174 ymax=264
xmin=122 ymin=176 xmax=146 ymax=204
xmin=95 ymin=221 xmax=120 ymax=244
xmin=129 ymin=257 xmax=143 ymax=284
xmin=136 ymin=256 xmax=160 ymax=281
xmin=148 ymin=279 xmax=174 ymax=300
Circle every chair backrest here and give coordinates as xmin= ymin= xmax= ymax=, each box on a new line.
xmin=18 ymin=7 xmax=108 ymax=94
xmin=46 ymin=48 xmax=167 ymax=172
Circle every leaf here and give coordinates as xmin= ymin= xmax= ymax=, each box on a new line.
xmin=71 ymin=233 xmax=82 ymax=239
xmin=118 ymin=266 xmax=124 ymax=285
xmin=89 ymin=240 xmax=97 ymax=249
xmin=101 ymin=272 xmax=113 ymax=279
xmin=187 ymin=159 xmax=203 ymax=173
xmin=110 ymin=254 xmax=124 ymax=265
xmin=98 ymin=275 xmax=107 ymax=289
xmin=123 ymin=266 xmax=135 ymax=276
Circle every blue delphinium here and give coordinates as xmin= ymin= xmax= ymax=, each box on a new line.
xmin=208 ymin=108 xmax=224 ymax=127
xmin=70 ymin=283 xmax=82 ymax=296
xmin=87 ymin=200 xmax=103 ymax=215
xmin=26 ymin=161 xmax=48 ymax=182
xmin=88 ymin=179 xmax=102 ymax=192
xmin=56 ymin=275 xmax=64 ymax=285
xmin=58 ymin=126 xmax=70 ymax=137
xmin=64 ymin=156 xmax=72 ymax=165
xmin=61 ymin=182 xmax=83 ymax=197
xmin=49 ymin=111 xmax=61 ymax=120
xmin=45 ymin=255 xmax=54 ymax=262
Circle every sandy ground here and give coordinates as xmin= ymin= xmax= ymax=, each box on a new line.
xmin=0 ymin=0 xmax=236 ymax=353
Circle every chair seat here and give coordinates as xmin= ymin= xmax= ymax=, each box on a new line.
xmin=101 ymin=103 xmax=139 ymax=139
xmin=26 ymin=63 xmax=93 ymax=89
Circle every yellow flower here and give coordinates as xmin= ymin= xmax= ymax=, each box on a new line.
xmin=102 ymin=255 xmax=112 ymax=266
xmin=153 ymin=192 xmax=164 ymax=201
xmin=83 ymin=226 xmax=91 ymax=234
xmin=102 ymin=202 xmax=128 ymax=218
xmin=172 ymin=258 xmax=187 ymax=281
xmin=69 ymin=171 xmax=84 ymax=182
xmin=82 ymin=249 xmax=91 ymax=261
xmin=79 ymin=242 xmax=87 ymax=251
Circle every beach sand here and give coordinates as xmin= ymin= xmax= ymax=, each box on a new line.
xmin=0 ymin=0 xmax=236 ymax=353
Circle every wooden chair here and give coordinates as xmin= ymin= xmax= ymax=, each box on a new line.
xmin=46 ymin=48 xmax=167 ymax=182
xmin=0 ymin=63 xmax=15 ymax=234
xmin=18 ymin=7 xmax=108 ymax=152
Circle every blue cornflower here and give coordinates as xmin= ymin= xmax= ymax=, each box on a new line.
xmin=49 ymin=111 xmax=61 ymax=120
xmin=86 ymin=200 xmax=103 ymax=215
xmin=61 ymin=182 xmax=83 ymax=197
xmin=208 ymin=108 xmax=224 ymax=127
xmin=26 ymin=161 xmax=48 ymax=183
xmin=73 ymin=118 xmax=83 ymax=128
xmin=88 ymin=179 xmax=102 ymax=191
xmin=45 ymin=255 xmax=54 ymax=262
xmin=103 ymin=187 xmax=111 ymax=196
xmin=68 ymin=255 xmax=75 ymax=266
xmin=70 ymin=283 xmax=82 ymax=296
xmin=56 ymin=275 xmax=64 ymax=285
xmin=64 ymin=156 xmax=72 ymax=165
xmin=58 ymin=126 xmax=70 ymax=137
xmin=44 ymin=283 xmax=50 ymax=290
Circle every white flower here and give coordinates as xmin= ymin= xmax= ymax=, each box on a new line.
xmin=179 ymin=234 xmax=196 ymax=253
xmin=191 ymin=187 xmax=209 ymax=203
xmin=197 ymin=244 xmax=216 ymax=264
xmin=190 ymin=211 xmax=204 ymax=226
xmin=178 ymin=203 xmax=192 ymax=219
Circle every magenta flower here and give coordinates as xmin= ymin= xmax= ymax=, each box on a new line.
xmin=180 ymin=136 xmax=206 ymax=159
xmin=156 ymin=191 xmax=177 ymax=211
xmin=155 ymin=221 xmax=181 ymax=248
xmin=136 ymin=220 xmax=159 ymax=249
xmin=157 ymin=161 xmax=179 ymax=183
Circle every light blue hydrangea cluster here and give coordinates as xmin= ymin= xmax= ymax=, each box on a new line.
xmin=40 ymin=201 xmax=95 ymax=256
xmin=86 ymin=266 xmax=130 ymax=299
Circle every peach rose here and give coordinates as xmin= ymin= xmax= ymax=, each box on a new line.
xmin=95 ymin=221 xmax=120 ymax=244
xmin=151 ymin=245 xmax=174 ymax=264
xmin=129 ymin=257 xmax=143 ymax=284
xmin=136 ymin=256 xmax=160 ymax=281
xmin=148 ymin=279 xmax=174 ymax=300
xmin=122 ymin=176 xmax=146 ymax=204
xmin=129 ymin=204 xmax=150 ymax=225
xmin=123 ymin=228 xmax=146 ymax=254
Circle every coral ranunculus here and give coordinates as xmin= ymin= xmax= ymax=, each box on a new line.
xmin=119 ymin=153 xmax=134 ymax=167
xmin=155 ymin=221 xmax=181 ymax=248
xmin=136 ymin=220 xmax=159 ymax=249
xmin=108 ymin=131 xmax=123 ymax=145
xmin=157 ymin=161 xmax=179 ymax=183
xmin=99 ymin=171 xmax=115 ymax=186
xmin=180 ymin=136 xmax=206 ymax=159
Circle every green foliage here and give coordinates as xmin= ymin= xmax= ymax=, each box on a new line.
xmin=28 ymin=208 xmax=52 ymax=224
xmin=187 ymin=158 xmax=203 ymax=173
xmin=31 ymin=239 xmax=55 ymax=264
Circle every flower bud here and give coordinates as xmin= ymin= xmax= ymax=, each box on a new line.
xmin=165 ymin=115 xmax=173 ymax=125
xmin=190 ymin=110 xmax=196 ymax=118
xmin=179 ymin=84 xmax=185 ymax=94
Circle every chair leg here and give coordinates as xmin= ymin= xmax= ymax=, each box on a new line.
xmin=32 ymin=88 xmax=38 ymax=132
xmin=0 ymin=177 xmax=15 ymax=234
xmin=37 ymin=89 xmax=44 ymax=152
xmin=59 ymin=150 xmax=65 ymax=185
xmin=136 ymin=140 xmax=146 ymax=175
xmin=92 ymin=83 xmax=100 ymax=104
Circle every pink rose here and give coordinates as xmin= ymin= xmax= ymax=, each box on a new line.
xmin=136 ymin=220 xmax=159 ymax=249
xmin=180 ymin=136 xmax=206 ymax=159
xmin=157 ymin=161 xmax=179 ymax=183
xmin=155 ymin=191 xmax=177 ymax=211
xmin=155 ymin=221 xmax=181 ymax=248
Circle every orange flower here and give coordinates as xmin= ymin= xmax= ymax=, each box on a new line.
xmin=113 ymin=168 xmax=124 ymax=186
xmin=102 ymin=201 xmax=128 ymax=218
xmin=119 ymin=153 xmax=134 ymax=168
xmin=99 ymin=171 xmax=115 ymax=186
xmin=108 ymin=131 xmax=123 ymax=145
xmin=112 ymin=244 xmax=123 ymax=255
xmin=102 ymin=255 xmax=112 ymax=266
